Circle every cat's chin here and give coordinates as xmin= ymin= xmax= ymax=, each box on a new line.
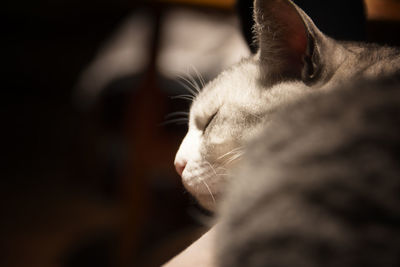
xmin=179 ymin=160 xmax=227 ymax=210
xmin=181 ymin=178 xmax=221 ymax=211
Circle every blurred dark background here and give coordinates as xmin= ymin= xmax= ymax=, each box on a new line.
xmin=2 ymin=0 xmax=400 ymax=266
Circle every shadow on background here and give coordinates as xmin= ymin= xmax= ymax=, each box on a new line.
xmin=2 ymin=1 xmax=204 ymax=266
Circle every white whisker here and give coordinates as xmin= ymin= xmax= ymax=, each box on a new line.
xmin=224 ymin=152 xmax=244 ymax=165
xmin=165 ymin=111 xmax=189 ymax=119
xmin=205 ymin=161 xmax=218 ymax=177
xmin=217 ymin=147 xmax=244 ymax=160
xmin=177 ymin=71 xmax=203 ymax=95
xmin=187 ymin=73 xmax=201 ymax=95
xmin=170 ymin=94 xmax=195 ymax=101
xmin=160 ymin=118 xmax=189 ymax=126
xmin=187 ymin=65 xmax=203 ymax=93
xmin=176 ymin=78 xmax=199 ymax=97
xmin=190 ymin=65 xmax=206 ymax=88
xmin=200 ymin=179 xmax=216 ymax=204
xmin=185 ymin=66 xmax=202 ymax=94
xmin=178 ymin=73 xmax=197 ymax=89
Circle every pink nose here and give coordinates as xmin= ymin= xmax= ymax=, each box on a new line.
xmin=174 ymin=159 xmax=187 ymax=177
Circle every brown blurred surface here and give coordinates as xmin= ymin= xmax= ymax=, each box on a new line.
xmin=161 ymin=0 xmax=235 ymax=9
xmin=365 ymin=0 xmax=400 ymax=20
xmin=365 ymin=0 xmax=400 ymax=46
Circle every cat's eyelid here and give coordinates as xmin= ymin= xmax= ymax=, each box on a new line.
xmin=203 ymin=111 xmax=218 ymax=131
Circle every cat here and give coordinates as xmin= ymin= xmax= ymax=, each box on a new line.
xmin=174 ymin=0 xmax=400 ymax=211
xmin=216 ymin=72 xmax=400 ymax=266
xmin=172 ymin=0 xmax=400 ymax=265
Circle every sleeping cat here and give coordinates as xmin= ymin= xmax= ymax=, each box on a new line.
xmin=173 ymin=0 xmax=400 ymax=265
xmin=162 ymin=0 xmax=400 ymax=265
xmin=174 ymin=0 xmax=400 ymax=211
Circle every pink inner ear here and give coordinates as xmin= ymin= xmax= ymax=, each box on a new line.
xmin=256 ymin=0 xmax=312 ymax=79
xmin=279 ymin=3 xmax=308 ymax=63
xmin=267 ymin=0 xmax=308 ymax=66
xmin=287 ymin=17 xmax=307 ymax=56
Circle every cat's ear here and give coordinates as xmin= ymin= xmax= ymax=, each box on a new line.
xmin=254 ymin=0 xmax=324 ymax=85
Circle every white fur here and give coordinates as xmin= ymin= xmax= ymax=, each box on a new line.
xmin=175 ymin=57 xmax=311 ymax=210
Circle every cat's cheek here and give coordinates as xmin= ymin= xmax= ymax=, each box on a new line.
xmin=181 ymin=179 xmax=217 ymax=211
xmin=181 ymin=162 xmax=224 ymax=211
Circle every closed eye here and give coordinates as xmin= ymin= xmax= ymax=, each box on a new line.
xmin=204 ymin=111 xmax=217 ymax=131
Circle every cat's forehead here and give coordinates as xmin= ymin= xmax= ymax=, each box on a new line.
xmin=191 ymin=58 xmax=261 ymax=114
xmin=188 ymin=56 xmax=313 ymax=127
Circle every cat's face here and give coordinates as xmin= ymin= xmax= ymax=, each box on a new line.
xmin=174 ymin=0 xmax=400 ymax=210
xmin=175 ymin=59 xmax=309 ymax=210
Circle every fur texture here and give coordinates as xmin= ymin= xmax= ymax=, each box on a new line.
xmin=174 ymin=0 xmax=400 ymax=212
xmin=217 ymin=72 xmax=400 ymax=267
xmin=173 ymin=0 xmax=400 ymax=265
xmin=174 ymin=0 xmax=400 ymax=265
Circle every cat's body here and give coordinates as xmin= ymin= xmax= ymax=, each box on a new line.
xmin=217 ymin=72 xmax=400 ymax=266
xmin=173 ymin=0 xmax=400 ymax=265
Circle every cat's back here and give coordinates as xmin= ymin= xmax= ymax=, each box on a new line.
xmin=217 ymin=72 xmax=400 ymax=267
xmin=340 ymin=42 xmax=400 ymax=77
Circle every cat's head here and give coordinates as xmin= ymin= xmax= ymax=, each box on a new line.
xmin=174 ymin=0 xmax=400 ymax=210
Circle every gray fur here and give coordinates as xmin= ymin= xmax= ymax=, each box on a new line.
xmin=175 ymin=0 xmax=400 ymax=212
xmin=176 ymin=1 xmax=400 ymax=263
xmin=217 ymin=73 xmax=400 ymax=267
xmin=212 ymin=0 xmax=400 ymax=266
